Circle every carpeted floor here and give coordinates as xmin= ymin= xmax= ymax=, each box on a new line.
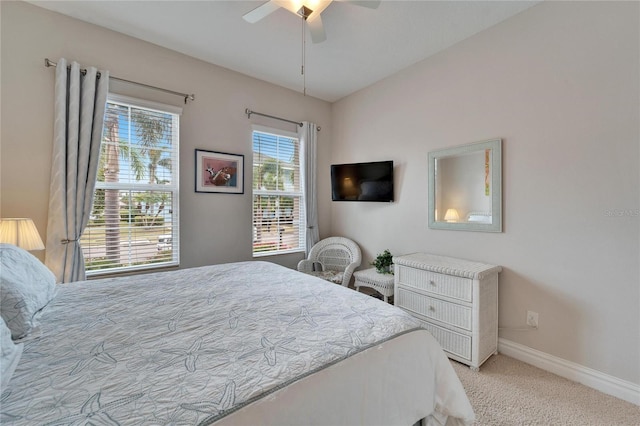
xmin=450 ymin=354 xmax=640 ymax=425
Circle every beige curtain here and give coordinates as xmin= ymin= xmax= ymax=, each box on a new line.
xmin=45 ymin=58 xmax=109 ymax=283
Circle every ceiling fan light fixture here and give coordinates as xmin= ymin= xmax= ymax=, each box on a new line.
xmin=245 ymin=1 xmax=375 ymax=43
xmin=292 ymin=0 xmax=332 ymax=21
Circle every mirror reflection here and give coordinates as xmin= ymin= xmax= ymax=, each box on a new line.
xmin=428 ymin=139 xmax=502 ymax=232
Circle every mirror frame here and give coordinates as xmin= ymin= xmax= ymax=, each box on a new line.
xmin=428 ymin=138 xmax=502 ymax=232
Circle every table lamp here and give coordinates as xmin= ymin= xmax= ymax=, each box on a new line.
xmin=444 ymin=208 xmax=460 ymax=223
xmin=0 ymin=218 xmax=45 ymax=251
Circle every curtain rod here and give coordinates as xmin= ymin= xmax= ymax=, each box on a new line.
xmin=44 ymin=58 xmax=195 ymax=104
xmin=245 ymin=108 xmax=321 ymax=132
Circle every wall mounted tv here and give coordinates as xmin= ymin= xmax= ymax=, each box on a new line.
xmin=331 ymin=160 xmax=394 ymax=202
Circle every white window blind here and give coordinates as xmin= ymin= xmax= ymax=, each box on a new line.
xmin=81 ymin=94 xmax=180 ymax=275
xmin=252 ymin=128 xmax=305 ymax=256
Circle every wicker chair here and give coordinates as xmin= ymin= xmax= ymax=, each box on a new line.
xmin=297 ymin=237 xmax=362 ymax=287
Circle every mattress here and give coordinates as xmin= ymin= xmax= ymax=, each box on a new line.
xmin=0 ymin=261 xmax=474 ymax=425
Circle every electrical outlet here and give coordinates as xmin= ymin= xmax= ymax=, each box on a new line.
xmin=526 ymin=311 xmax=539 ymax=328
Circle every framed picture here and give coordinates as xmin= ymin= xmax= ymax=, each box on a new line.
xmin=195 ymin=149 xmax=244 ymax=194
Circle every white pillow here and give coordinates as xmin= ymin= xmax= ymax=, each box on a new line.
xmin=0 ymin=244 xmax=57 ymax=339
xmin=0 ymin=317 xmax=23 ymax=388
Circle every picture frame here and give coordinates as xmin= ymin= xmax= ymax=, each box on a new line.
xmin=195 ymin=149 xmax=244 ymax=194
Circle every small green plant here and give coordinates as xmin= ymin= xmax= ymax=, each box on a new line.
xmin=371 ymin=249 xmax=393 ymax=274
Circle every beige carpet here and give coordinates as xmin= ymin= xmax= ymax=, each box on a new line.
xmin=450 ymin=354 xmax=640 ymax=425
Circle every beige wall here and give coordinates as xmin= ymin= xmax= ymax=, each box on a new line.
xmin=331 ymin=1 xmax=639 ymax=384
xmin=0 ymin=1 xmax=332 ymax=270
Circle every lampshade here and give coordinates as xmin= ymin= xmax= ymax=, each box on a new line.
xmin=444 ymin=208 xmax=460 ymax=223
xmin=0 ymin=218 xmax=45 ymax=251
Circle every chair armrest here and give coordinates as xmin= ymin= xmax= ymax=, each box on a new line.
xmin=297 ymin=260 xmax=324 ymax=273
xmin=341 ymin=261 xmax=361 ymax=287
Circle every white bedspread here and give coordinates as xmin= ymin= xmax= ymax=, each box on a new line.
xmin=0 ymin=261 xmax=474 ymax=425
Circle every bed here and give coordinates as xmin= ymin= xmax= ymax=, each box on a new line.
xmin=0 ymin=243 xmax=474 ymax=425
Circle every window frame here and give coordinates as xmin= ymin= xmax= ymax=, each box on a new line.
xmin=82 ymin=93 xmax=181 ymax=276
xmin=252 ymin=125 xmax=306 ymax=257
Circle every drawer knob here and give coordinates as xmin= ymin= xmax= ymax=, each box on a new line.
xmin=429 ymin=280 xmax=436 ymax=286
xmin=429 ymin=305 xmax=435 ymax=311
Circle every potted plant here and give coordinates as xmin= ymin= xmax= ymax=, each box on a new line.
xmin=371 ymin=249 xmax=394 ymax=274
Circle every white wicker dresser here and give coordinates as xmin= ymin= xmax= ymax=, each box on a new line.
xmin=393 ymin=253 xmax=502 ymax=371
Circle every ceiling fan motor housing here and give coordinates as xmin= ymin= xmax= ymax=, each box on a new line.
xmin=297 ymin=5 xmax=313 ymax=20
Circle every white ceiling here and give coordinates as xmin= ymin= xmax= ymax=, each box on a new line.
xmin=29 ymin=0 xmax=540 ymax=102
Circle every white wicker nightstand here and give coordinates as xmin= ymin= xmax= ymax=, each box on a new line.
xmin=394 ymin=253 xmax=502 ymax=371
xmin=353 ymin=268 xmax=395 ymax=303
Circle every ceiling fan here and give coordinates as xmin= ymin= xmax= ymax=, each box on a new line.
xmin=243 ymin=0 xmax=380 ymax=43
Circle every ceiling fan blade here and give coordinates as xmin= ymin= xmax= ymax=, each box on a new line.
xmin=307 ymin=15 xmax=327 ymax=44
xmin=342 ymin=0 xmax=380 ymax=9
xmin=243 ymin=1 xmax=281 ymax=23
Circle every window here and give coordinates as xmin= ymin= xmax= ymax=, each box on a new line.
xmin=252 ymin=128 xmax=305 ymax=256
xmin=80 ymin=94 xmax=180 ymax=275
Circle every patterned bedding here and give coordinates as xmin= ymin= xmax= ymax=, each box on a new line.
xmin=1 ymin=261 xmax=474 ymax=425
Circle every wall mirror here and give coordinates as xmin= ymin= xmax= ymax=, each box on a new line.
xmin=428 ymin=139 xmax=502 ymax=232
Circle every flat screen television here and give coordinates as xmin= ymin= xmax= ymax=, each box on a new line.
xmin=331 ymin=160 xmax=394 ymax=202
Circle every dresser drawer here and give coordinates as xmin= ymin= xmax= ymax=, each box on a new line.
xmin=396 ymin=266 xmax=473 ymax=302
xmin=396 ymin=288 xmax=472 ymax=331
xmin=420 ymin=320 xmax=472 ymax=361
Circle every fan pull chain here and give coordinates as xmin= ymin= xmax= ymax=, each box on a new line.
xmin=301 ymin=15 xmax=306 ymax=96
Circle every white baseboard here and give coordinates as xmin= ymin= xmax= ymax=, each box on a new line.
xmin=498 ymin=338 xmax=640 ymax=406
